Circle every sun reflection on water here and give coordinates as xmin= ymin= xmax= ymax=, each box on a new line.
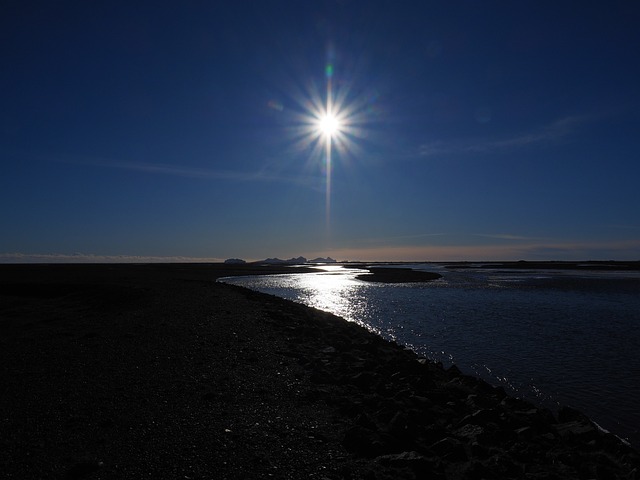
xmin=292 ymin=266 xmax=374 ymax=329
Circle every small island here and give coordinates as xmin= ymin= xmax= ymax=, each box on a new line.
xmin=356 ymin=267 xmax=442 ymax=283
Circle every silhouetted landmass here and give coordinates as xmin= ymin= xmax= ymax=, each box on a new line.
xmin=223 ymin=258 xmax=246 ymax=264
xmin=252 ymin=256 xmax=336 ymax=265
xmin=1 ymin=263 xmax=638 ymax=479
xmin=357 ymin=267 xmax=442 ymax=283
xmin=309 ymin=257 xmax=337 ymax=263
xmin=258 ymin=256 xmax=308 ymax=265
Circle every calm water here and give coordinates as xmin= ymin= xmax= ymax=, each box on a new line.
xmin=220 ymin=264 xmax=640 ymax=446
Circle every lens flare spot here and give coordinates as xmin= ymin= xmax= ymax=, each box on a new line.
xmin=325 ymin=63 xmax=334 ymax=78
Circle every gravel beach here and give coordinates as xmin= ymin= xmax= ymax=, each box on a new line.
xmin=1 ymin=264 xmax=638 ymax=479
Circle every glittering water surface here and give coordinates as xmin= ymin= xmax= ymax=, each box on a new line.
xmin=220 ymin=265 xmax=640 ymax=446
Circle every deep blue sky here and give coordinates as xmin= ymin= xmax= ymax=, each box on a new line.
xmin=2 ymin=1 xmax=639 ymax=262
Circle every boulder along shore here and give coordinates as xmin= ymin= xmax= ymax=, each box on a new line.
xmin=1 ymin=264 xmax=638 ymax=480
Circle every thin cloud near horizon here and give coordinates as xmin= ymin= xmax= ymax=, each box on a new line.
xmin=324 ymin=238 xmax=640 ymax=263
xmin=473 ymin=233 xmax=544 ymax=241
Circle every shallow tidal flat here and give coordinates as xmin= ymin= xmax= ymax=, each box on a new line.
xmin=1 ymin=264 xmax=638 ymax=479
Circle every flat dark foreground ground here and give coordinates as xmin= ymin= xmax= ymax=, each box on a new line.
xmin=1 ymin=264 xmax=638 ymax=480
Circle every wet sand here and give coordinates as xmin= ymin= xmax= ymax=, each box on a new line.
xmin=1 ymin=264 xmax=638 ymax=479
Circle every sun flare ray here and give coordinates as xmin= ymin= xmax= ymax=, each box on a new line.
xmin=281 ymin=58 xmax=378 ymax=235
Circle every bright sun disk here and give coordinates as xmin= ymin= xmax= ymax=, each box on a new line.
xmin=319 ymin=113 xmax=340 ymax=136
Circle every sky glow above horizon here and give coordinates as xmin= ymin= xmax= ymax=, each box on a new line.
xmin=1 ymin=1 xmax=640 ymax=262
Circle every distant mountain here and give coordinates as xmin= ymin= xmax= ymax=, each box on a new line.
xmin=309 ymin=257 xmax=337 ymax=263
xmin=224 ymin=258 xmax=246 ymax=264
xmin=255 ymin=256 xmax=337 ymax=265
xmin=259 ymin=256 xmax=307 ymax=265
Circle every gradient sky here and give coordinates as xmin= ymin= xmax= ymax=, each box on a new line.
xmin=2 ymin=1 xmax=640 ymax=262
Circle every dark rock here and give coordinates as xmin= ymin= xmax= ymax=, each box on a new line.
xmin=469 ymin=441 xmax=493 ymax=460
xmin=418 ymin=425 xmax=448 ymax=445
xmin=453 ymin=424 xmax=485 ymax=443
xmin=491 ymin=423 xmax=518 ymax=444
xmin=529 ymin=407 xmax=558 ymax=429
xmin=408 ymin=394 xmax=432 ymax=409
xmin=429 ymin=437 xmax=468 ymax=462
xmin=343 ymin=426 xmax=394 ymax=457
xmin=493 ymin=385 xmax=508 ymax=400
xmin=392 ymin=388 xmax=414 ymax=400
xmin=515 ymin=425 xmax=535 ymax=440
xmin=557 ymin=405 xmax=591 ymax=423
xmin=386 ymin=411 xmax=417 ymax=449
xmin=487 ymin=453 xmax=524 ymax=478
xmin=465 ymin=394 xmax=479 ymax=407
xmin=555 ymin=420 xmax=598 ymax=441
xmin=458 ymin=408 xmax=500 ymax=428
xmin=350 ymin=371 xmax=379 ymax=391
xmin=376 ymin=451 xmax=435 ymax=476
xmin=355 ymin=413 xmax=377 ymax=429
xmin=464 ymin=460 xmax=494 ymax=480
xmin=500 ymin=395 xmax=535 ymax=411
xmin=446 ymin=364 xmax=462 ymax=377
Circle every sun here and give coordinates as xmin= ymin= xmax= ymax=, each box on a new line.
xmin=287 ymin=62 xmax=368 ymax=159
xmin=281 ymin=59 xmax=377 ymax=232
xmin=318 ymin=113 xmax=340 ymax=137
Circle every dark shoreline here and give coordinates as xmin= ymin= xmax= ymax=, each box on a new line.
xmin=1 ymin=264 xmax=638 ymax=479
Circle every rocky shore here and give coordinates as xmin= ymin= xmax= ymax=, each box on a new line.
xmin=1 ymin=264 xmax=638 ymax=479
